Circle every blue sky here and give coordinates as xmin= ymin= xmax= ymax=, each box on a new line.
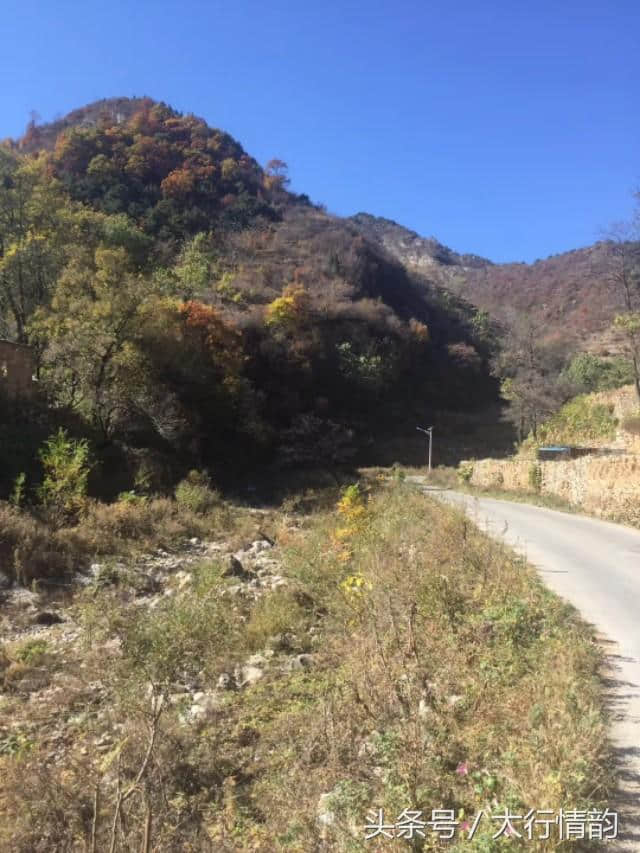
xmin=2 ymin=0 xmax=639 ymax=262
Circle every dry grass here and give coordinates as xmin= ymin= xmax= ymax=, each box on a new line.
xmin=0 ymin=494 xmax=256 ymax=586
xmin=0 ymin=481 xmax=609 ymax=851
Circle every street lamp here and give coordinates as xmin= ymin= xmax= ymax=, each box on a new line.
xmin=416 ymin=426 xmax=433 ymax=472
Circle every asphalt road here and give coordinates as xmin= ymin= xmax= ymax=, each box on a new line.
xmin=416 ymin=485 xmax=640 ymax=850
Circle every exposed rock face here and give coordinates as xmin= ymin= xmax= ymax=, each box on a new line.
xmin=349 ymin=212 xmax=490 ymax=272
xmin=349 ymin=212 xmax=637 ymax=351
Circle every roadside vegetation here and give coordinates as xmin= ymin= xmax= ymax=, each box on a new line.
xmin=0 ymin=478 xmax=610 ymax=850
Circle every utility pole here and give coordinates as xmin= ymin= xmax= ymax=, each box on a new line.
xmin=416 ymin=426 xmax=433 ymax=472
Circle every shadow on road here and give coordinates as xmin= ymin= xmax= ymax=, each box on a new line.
xmin=600 ymin=650 xmax=640 ymax=851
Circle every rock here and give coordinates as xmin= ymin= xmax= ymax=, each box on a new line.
xmin=284 ymin=653 xmax=315 ymax=672
xmin=9 ymin=588 xmax=40 ymax=610
xmin=189 ymin=537 xmax=200 ymax=546
xmin=253 ymin=556 xmax=281 ymax=572
xmin=234 ymin=664 xmax=264 ymax=688
xmin=217 ymin=672 xmax=237 ymax=691
xmin=317 ymin=792 xmax=336 ymax=832
xmin=174 ymin=570 xmax=192 ymax=590
xmin=222 ymin=583 xmax=247 ymax=598
xmin=247 ymin=539 xmax=272 ymax=556
xmin=246 ymin=653 xmax=268 ymax=667
xmin=33 ymin=611 xmax=65 ymax=626
xmin=223 ymin=555 xmax=253 ymax=580
xmin=184 ymin=690 xmax=221 ymax=722
xmin=101 ymin=637 xmax=122 ymax=654
xmin=418 ymin=696 xmax=431 ymax=719
xmin=269 ymin=575 xmax=288 ymax=590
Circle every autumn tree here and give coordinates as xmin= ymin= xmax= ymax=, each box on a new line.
xmin=264 ymin=158 xmax=290 ymax=193
xmin=30 ymin=247 xmax=151 ymax=438
xmin=0 ymin=152 xmax=67 ymax=340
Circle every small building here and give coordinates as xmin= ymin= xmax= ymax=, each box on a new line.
xmin=0 ymin=340 xmax=36 ymax=399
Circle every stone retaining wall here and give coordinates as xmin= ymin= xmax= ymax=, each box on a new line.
xmin=468 ymin=454 xmax=640 ymax=523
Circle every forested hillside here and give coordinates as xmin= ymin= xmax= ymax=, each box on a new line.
xmin=0 ymin=97 xmax=498 ymax=498
xmin=351 ymin=212 xmax=640 ymax=352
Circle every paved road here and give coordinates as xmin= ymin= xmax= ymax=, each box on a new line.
xmin=415 ymin=485 xmax=640 ymax=850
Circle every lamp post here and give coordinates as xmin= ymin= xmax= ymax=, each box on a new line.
xmin=416 ymin=426 xmax=433 ymax=472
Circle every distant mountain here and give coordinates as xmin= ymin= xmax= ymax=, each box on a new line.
xmin=349 ymin=213 xmax=635 ymax=352
xmin=349 ymin=212 xmax=491 ymax=271
xmin=11 ymin=101 xmax=632 ymax=354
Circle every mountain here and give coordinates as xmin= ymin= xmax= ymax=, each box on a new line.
xmin=0 ymin=98 xmax=502 ymax=493
xmin=349 ymin=213 xmax=635 ymax=352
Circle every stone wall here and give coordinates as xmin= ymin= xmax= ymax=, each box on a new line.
xmin=468 ymin=454 xmax=640 ymax=523
xmin=0 ymin=341 xmax=35 ymax=399
xmin=586 ymin=385 xmax=640 ymax=452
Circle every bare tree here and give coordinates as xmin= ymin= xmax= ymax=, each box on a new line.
xmin=603 ymin=221 xmax=640 ymax=400
xmin=492 ymin=312 xmax=570 ymax=441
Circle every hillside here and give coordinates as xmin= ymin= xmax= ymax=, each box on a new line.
xmin=350 ymin=213 xmax=636 ymax=351
xmin=0 ymin=478 xmax=608 ymax=851
xmin=0 ymin=98 xmax=616 ymax=853
xmin=0 ymin=97 xmax=500 ymax=498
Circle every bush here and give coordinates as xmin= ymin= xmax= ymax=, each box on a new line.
xmin=73 ymin=496 xmax=206 ymax=553
xmin=562 ymin=352 xmax=634 ymax=393
xmin=14 ymin=638 xmax=48 ymax=666
xmin=245 ymin=589 xmax=309 ymax=651
xmin=37 ymin=429 xmax=91 ymax=524
xmin=0 ymin=502 xmax=76 ymax=585
xmin=174 ymin=470 xmax=220 ymax=514
xmin=9 ymin=472 xmax=26 ymax=508
xmin=538 ymin=395 xmax=617 ymax=444
xmin=528 ymin=463 xmax=542 ymax=493
xmin=457 ymin=460 xmax=474 ymax=483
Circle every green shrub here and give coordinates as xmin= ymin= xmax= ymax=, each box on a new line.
xmin=119 ymin=561 xmax=235 ymax=685
xmin=457 ymin=460 xmax=474 ymax=483
xmin=37 ymin=429 xmax=91 ymax=523
xmin=528 ymin=463 xmax=542 ymax=493
xmin=9 ymin=472 xmax=26 ymax=508
xmin=174 ymin=470 xmax=219 ymax=514
xmin=14 ymin=638 xmax=48 ymax=666
xmin=562 ymin=352 xmax=634 ymax=392
xmin=245 ymin=589 xmax=309 ymax=651
xmin=538 ymin=395 xmax=617 ymax=444
xmin=116 ymin=489 xmax=147 ymax=505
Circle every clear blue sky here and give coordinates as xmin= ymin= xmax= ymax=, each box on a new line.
xmin=2 ymin=0 xmax=639 ymax=262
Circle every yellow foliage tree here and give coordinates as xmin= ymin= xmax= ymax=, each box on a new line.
xmin=264 ymin=283 xmax=310 ymax=329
